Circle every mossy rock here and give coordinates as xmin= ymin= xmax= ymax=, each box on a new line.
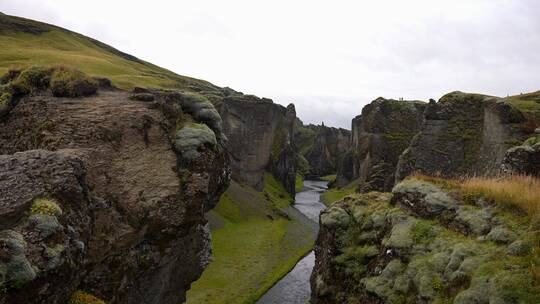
xmin=0 ymin=230 xmax=36 ymax=288
xmin=320 ymin=205 xmax=350 ymax=228
xmin=69 ymin=291 xmax=105 ymax=304
xmin=29 ymin=198 xmax=62 ymax=216
xmin=0 ymin=91 xmax=13 ymax=118
xmin=174 ymin=122 xmax=217 ymax=161
xmin=9 ymin=66 xmax=52 ymax=95
xmin=177 ymin=92 xmax=222 ymax=134
xmin=129 ymin=92 xmax=154 ymax=102
xmin=50 ymin=66 xmax=98 ymax=97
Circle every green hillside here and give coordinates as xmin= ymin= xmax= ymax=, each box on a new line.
xmin=0 ymin=12 xmax=218 ymax=92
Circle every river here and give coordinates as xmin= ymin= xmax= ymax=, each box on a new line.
xmin=256 ymin=180 xmax=328 ymax=304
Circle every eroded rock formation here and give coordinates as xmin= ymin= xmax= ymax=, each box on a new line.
xmin=295 ymin=122 xmax=351 ymax=178
xmin=395 ymin=92 xmax=525 ymax=181
xmin=215 ymin=92 xmax=298 ymax=194
xmin=336 ymin=97 xmax=425 ymax=190
xmin=0 ymin=79 xmax=230 ymax=303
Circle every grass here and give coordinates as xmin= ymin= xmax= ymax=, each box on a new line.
xmin=504 ymin=91 xmax=540 ymax=124
xmin=320 ymin=174 xmax=337 ymax=182
xmin=409 ymin=173 xmax=540 ymax=218
xmin=0 ymin=14 xmax=217 ymax=92
xmin=187 ymin=176 xmax=315 ymax=304
xmin=295 ymin=173 xmax=304 ymax=192
xmin=462 ymin=175 xmax=540 ymax=217
xmin=321 ymin=178 xmax=360 ymax=206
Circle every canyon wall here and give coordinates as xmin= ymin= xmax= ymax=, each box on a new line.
xmin=295 ymin=123 xmax=351 ymax=178
xmin=336 ymin=98 xmax=425 ymax=191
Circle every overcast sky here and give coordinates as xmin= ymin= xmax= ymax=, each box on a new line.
xmin=1 ymin=0 xmax=539 ymax=128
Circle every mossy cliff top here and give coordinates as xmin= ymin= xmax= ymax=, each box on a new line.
xmin=311 ymin=175 xmax=540 ymax=304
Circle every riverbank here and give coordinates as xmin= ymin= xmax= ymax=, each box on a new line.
xmin=257 ymin=180 xmax=328 ymax=304
xmin=187 ymin=176 xmax=317 ymax=304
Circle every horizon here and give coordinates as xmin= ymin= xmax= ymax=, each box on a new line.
xmin=1 ymin=0 xmax=539 ymax=129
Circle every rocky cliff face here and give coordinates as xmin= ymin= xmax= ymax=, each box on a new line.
xmin=295 ymin=123 xmax=351 ymax=178
xmin=336 ymin=98 xmax=425 ymax=191
xmin=0 ymin=69 xmax=230 ymax=304
xmin=214 ymin=92 xmax=297 ymax=194
xmin=311 ymin=178 xmax=540 ymax=303
xmin=395 ymin=92 xmax=525 ymax=181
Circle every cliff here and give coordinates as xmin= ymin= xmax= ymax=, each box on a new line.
xmin=336 ymin=98 xmax=425 ymax=191
xmin=311 ymin=176 xmax=540 ymax=303
xmin=295 ymin=122 xmax=351 ymax=178
xmin=395 ymin=92 xmax=526 ymax=181
xmin=0 ymin=67 xmax=230 ymax=303
xmin=213 ymin=91 xmax=298 ymax=194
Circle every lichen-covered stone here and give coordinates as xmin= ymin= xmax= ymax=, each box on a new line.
xmin=175 ymin=123 xmax=217 ymax=161
xmin=486 ymin=226 xmax=518 ymax=244
xmin=320 ymin=205 xmax=350 ymax=228
xmin=311 ymin=183 xmax=539 ymax=304
xmin=501 ymin=142 xmax=540 ymax=177
xmin=392 ymin=179 xmax=459 ymax=217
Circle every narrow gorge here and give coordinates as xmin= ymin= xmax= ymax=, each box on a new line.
xmin=1 ymin=9 xmax=540 ymax=304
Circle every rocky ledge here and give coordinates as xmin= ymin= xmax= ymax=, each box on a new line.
xmin=311 ymin=177 xmax=540 ymax=303
xmin=0 ymin=67 xmax=230 ymax=303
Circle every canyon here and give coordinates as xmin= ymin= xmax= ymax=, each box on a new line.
xmin=1 ymin=12 xmax=540 ymax=304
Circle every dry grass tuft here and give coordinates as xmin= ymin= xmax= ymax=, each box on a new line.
xmin=462 ymin=175 xmax=540 ymax=216
xmin=407 ymin=173 xmax=540 ymax=217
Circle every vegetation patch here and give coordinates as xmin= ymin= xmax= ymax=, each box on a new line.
xmin=69 ymin=291 xmax=105 ymax=304
xmin=462 ymin=175 xmax=540 ymax=217
xmin=29 ymin=198 xmax=62 ymax=216
xmin=322 ymin=178 xmax=360 ymax=206
xmin=50 ymin=66 xmax=97 ymax=97
xmin=187 ymin=180 xmax=315 ymax=304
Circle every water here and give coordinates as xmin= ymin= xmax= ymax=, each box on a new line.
xmin=256 ymin=180 xmax=328 ymax=304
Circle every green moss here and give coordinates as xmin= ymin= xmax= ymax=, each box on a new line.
xmin=29 ymin=198 xmax=62 ymax=216
xmin=334 ymin=245 xmax=379 ymax=279
xmin=411 ymin=220 xmax=435 ymax=243
xmin=263 ymin=172 xmax=293 ymax=210
xmin=50 ymin=66 xmax=97 ymax=97
xmin=69 ymin=291 xmax=105 ymax=304
xmin=9 ymin=65 xmax=51 ymax=95
xmin=321 ymin=178 xmax=360 ymax=206
xmin=271 ymin=117 xmax=287 ymax=162
xmin=174 ymin=123 xmax=216 ymax=161
xmin=320 ymin=174 xmax=336 ymax=182
xmin=295 ymin=173 xmax=304 ymax=193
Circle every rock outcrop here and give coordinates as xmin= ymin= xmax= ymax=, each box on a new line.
xmin=214 ymin=92 xmax=297 ymax=194
xmin=501 ymin=130 xmax=540 ymax=176
xmin=336 ymin=98 xmax=425 ymax=191
xmin=0 ymin=70 xmax=230 ymax=304
xmin=295 ymin=122 xmax=351 ymax=178
xmin=311 ymin=178 xmax=540 ymax=303
xmin=396 ymin=92 xmax=525 ymax=181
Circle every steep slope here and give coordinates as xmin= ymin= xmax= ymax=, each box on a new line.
xmin=0 ymin=12 xmax=217 ymax=91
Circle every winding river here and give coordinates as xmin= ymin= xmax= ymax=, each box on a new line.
xmin=257 ymin=180 xmax=328 ymax=304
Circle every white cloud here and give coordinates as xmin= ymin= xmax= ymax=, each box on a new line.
xmin=1 ymin=0 xmax=539 ymax=128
